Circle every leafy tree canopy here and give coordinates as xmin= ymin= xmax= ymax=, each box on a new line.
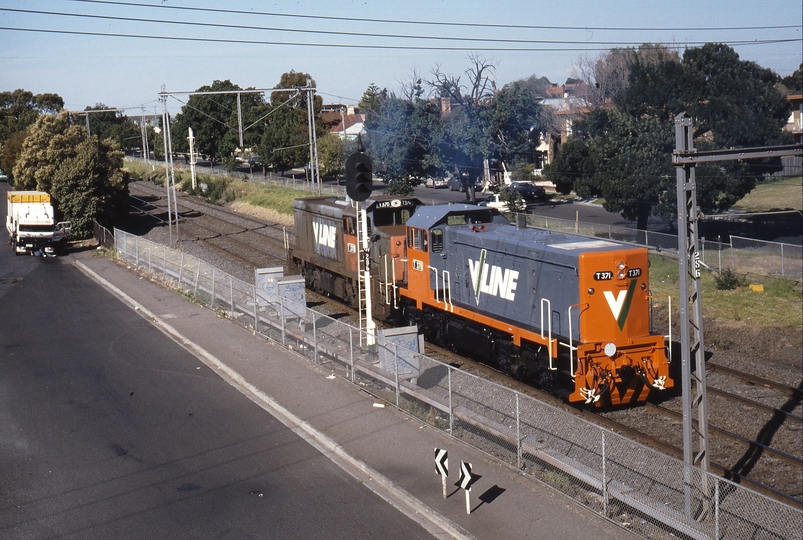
xmin=13 ymin=112 xmax=128 ymax=238
xmin=545 ymin=43 xmax=790 ymax=229
xmin=361 ymin=58 xmax=549 ymax=186
xmin=258 ymin=71 xmax=324 ymax=173
xmin=780 ymin=63 xmax=802 ymax=94
xmin=0 ymin=89 xmax=64 ymax=180
xmin=83 ymin=103 xmax=141 ymax=152
xmin=171 ymin=79 xmax=245 ymax=160
xmin=0 ymin=89 xmax=63 ymax=142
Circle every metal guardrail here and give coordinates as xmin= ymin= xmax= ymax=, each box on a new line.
xmin=110 ymin=228 xmax=802 ymax=540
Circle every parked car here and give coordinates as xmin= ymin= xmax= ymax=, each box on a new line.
xmin=448 ymin=176 xmax=483 ymax=192
xmin=477 ymin=193 xmax=511 ymax=212
xmin=507 ymin=181 xmax=546 ymax=202
xmin=425 ymin=176 xmax=448 ymax=189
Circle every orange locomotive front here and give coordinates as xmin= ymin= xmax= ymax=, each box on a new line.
xmin=571 ymin=249 xmax=672 ymax=405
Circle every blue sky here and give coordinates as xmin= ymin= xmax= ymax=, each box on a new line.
xmin=1 ymin=0 xmax=800 ymax=116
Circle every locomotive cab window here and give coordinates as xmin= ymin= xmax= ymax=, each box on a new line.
xmin=344 ymin=216 xmax=356 ymax=236
xmin=408 ymin=228 xmax=427 ymax=252
xmin=431 ymin=228 xmax=443 ymax=253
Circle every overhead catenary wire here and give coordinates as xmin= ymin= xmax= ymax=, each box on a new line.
xmin=64 ymin=0 xmax=803 ymax=33
xmin=2 ymin=7 xmax=798 ymax=48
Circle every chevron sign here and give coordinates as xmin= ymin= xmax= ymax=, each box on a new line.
xmin=434 ymin=448 xmax=448 ymax=477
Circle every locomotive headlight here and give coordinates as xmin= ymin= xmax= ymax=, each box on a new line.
xmin=617 ymin=261 xmax=627 ymax=279
xmin=617 ymin=261 xmax=626 ymax=270
xmin=618 ymin=271 xmax=626 ymax=279
xmin=604 ymin=343 xmax=617 ymax=357
xmin=587 ymin=287 xmax=595 ymax=295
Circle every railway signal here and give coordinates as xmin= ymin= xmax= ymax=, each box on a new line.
xmin=434 ymin=448 xmax=448 ymax=498
xmin=345 ymin=137 xmax=372 ymax=202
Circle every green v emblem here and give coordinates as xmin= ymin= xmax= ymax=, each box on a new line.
xmin=602 ymin=279 xmax=638 ymax=330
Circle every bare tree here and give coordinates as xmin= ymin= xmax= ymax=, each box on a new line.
xmin=428 ymin=54 xmax=497 ymax=110
xmin=572 ymin=45 xmax=680 ymax=107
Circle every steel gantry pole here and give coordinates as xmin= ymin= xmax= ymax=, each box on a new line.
xmin=674 ymin=113 xmax=710 ymax=516
xmin=672 ymin=113 xmax=803 ymax=518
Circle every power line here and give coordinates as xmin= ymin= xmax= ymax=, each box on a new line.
xmin=3 ymin=7 xmax=798 ymax=48
xmin=1 ymin=26 xmax=797 ymax=53
xmin=66 ymin=0 xmax=802 ymax=33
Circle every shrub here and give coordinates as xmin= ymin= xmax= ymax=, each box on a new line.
xmin=714 ymin=269 xmax=745 ymax=290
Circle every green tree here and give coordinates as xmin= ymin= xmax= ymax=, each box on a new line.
xmin=258 ymin=71 xmax=323 ymax=175
xmin=0 ymin=89 xmax=64 ymax=181
xmin=486 ymin=76 xmax=549 ymax=167
xmin=13 ymin=112 xmax=128 ymax=238
xmin=83 ymin=104 xmax=141 ymax=152
xmin=546 ymin=43 xmax=790 ymax=229
xmin=317 ymin=133 xmax=354 ymax=182
xmin=780 ymin=63 xmax=802 ymax=94
xmin=361 ymin=83 xmax=443 ymax=183
xmin=171 ymin=80 xmax=244 ymax=160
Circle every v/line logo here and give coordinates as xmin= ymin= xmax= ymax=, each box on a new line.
xmin=602 ymin=279 xmax=638 ymax=330
xmin=468 ymin=249 xmax=519 ymax=303
xmin=312 ymin=219 xmax=336 ymax=249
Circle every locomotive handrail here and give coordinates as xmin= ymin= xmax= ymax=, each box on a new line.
xmin=428 ymin=266 xmax=453 ymax=312
xmin=565 ymin=303 xmax=589 ymax=381
xmin=391 ymin=256 xmax=407 ymax=310
xmin=428 ymin=266 xmax=441 ymax=304
xmin=539 ymin=298 xmax=556 ymax=370
xmin=647 ymin=294 xmax=673 ymax=364
xmin=383 ymin=254 xmax=392 ymax=304
xmin=442 ymin=271 xmax=452 ymax=312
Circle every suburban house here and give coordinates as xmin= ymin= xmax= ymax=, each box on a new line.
xmin=320 ymin=104 xmax=366 ymax=140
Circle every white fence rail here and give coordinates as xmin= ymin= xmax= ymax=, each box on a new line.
xmin=113 ymin=228 xmax=802 ymax=540
xmin=522 ymin=214 xmax=802 ymax=280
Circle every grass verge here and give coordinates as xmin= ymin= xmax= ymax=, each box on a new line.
xmin=733 ymin=176 xmax=802 ymax=213
xmin=649 ymin=253 xmax=802 ymax=328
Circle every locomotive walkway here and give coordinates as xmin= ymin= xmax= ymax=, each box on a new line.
xmin=73 ymin=249 xmax=637 ymax=540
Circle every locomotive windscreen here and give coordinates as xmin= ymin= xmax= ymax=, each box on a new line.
xmin=373 ymin=207 xmax=414 ymax=227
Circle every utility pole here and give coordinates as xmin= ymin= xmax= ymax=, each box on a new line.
xmin=237 ymin=91 xmax=244 ymax=150
xmin=188 ymin=127 xmax=197 ymax=191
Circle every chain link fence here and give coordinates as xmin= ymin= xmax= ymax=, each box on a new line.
xmin=523 ymin=213 xmax=802 ymax=281
xmin=111 ymin=228 xmax=802 ymax=540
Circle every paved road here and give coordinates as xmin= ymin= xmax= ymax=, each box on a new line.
xmin=0 ymin=203 xmax=433 ymax=538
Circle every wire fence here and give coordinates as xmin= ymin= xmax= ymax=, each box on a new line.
xmin=522 ymin=213 xmax=802 ymax=281
xmin=111 ymin=228 xmax=802 ymax=540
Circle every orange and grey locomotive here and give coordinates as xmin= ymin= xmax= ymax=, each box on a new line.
xmin=394 ymin=204 xmax=672 ymax=406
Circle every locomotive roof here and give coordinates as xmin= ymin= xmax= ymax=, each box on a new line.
xmin=405 ymin=204 xmax=508 ymax=229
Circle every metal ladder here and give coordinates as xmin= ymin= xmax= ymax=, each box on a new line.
xmin=355 ymin=205 xmax=369 ymax=342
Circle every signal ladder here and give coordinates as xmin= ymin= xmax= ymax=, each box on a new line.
xmin=354 ymin=204 xmax=373 ymax=345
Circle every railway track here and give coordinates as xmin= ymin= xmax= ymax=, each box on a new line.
xmin=119 ymin=180 xmax=803 ymax=507
xmin=127 ymin=183 xmax=287 ymax=271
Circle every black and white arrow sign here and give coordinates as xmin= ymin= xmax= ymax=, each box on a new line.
xmin=459 ymin=461 xmax=476 ymax=515
xmin=434 ymin=448 xmax=448 ymax=477
xmin=458 ymin=461 xmax=474 ymax=490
